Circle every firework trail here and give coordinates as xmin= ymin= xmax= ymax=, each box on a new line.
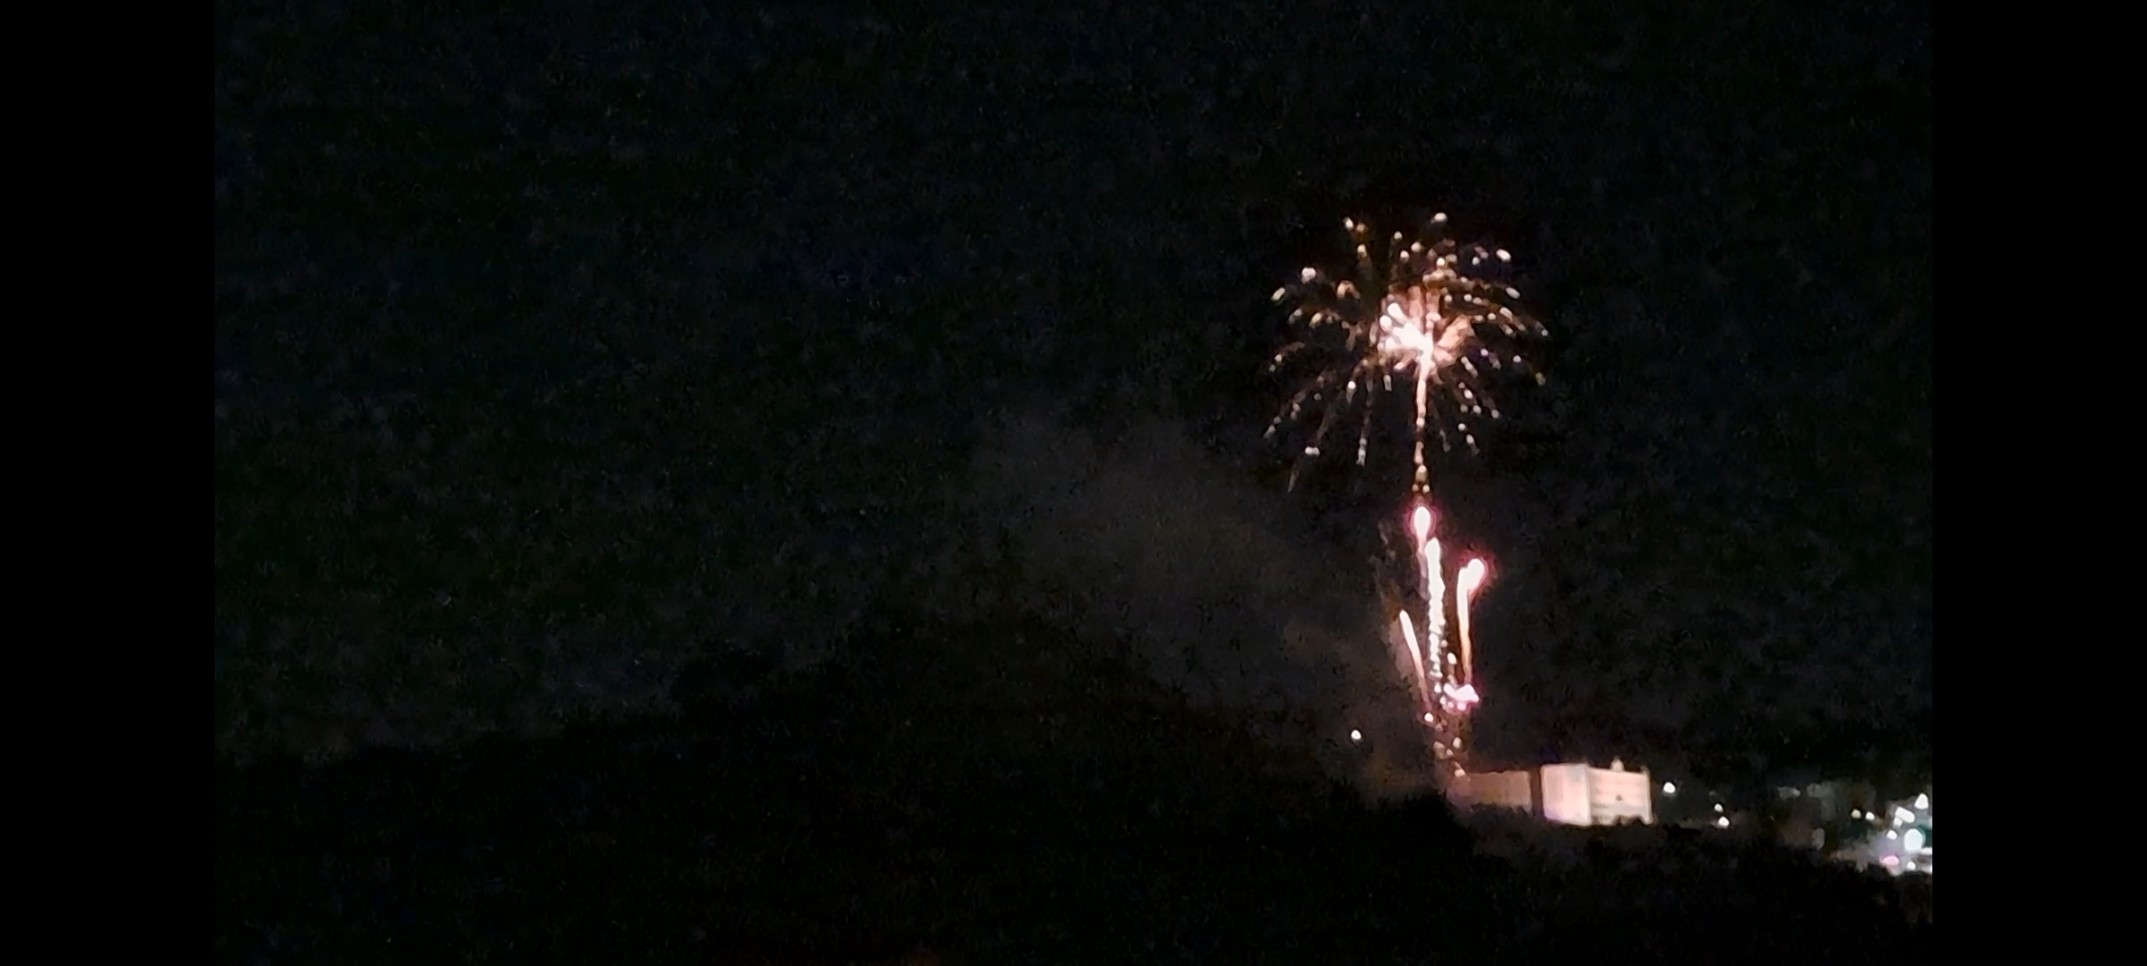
xmin=1408 ymin=501 xmax=1476 ymax=766
xmin=1267 ymin=214 xmax=1546 ymax=495
xmin=1455 ymin=558 xmax=1488 ymax=690
xmin=1438 ymin=552 xmax=1483 ymax=745
xmin=1394 ymin=611 xmax=1430 ymax=713
xmin=1270 ymin=213 xmax=1543 ymax=781
xmin=1413 ymin=506 xmax=1447 ymax=682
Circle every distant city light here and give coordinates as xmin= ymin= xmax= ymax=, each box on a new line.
xmin=1893 ymin=807 xmax=1916 ymax=826
xmin=1886 ymin=830 xmax=1899 ymax=841
xmin=1661 ymin=781 xmax=1677 ymax=795
xmin=1850 ymin=809 xmax=1863 ymax=819
xmin=1914 ymin=792 xmax=1930 ymax=810
xmin=1714 ymin=816 xmax=1729 ymax=829
xmin=1349 ymin=729 xmax=1363 ymax=743
xmin=1713 ymin=803 xmax=1725 ymax=814
xmin=1903 ymin=829 xmax=1925 ymax=852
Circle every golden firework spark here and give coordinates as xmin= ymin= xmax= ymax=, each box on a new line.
xmin=1267 ymin=214 xmax=1547 ymax=493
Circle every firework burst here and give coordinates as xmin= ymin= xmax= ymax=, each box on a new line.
xmin=1267 ymin=214 xmax=1547 ymax=494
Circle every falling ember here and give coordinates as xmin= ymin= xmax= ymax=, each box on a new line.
xmin=1266 ymin=214 xmax=1548 ymax=493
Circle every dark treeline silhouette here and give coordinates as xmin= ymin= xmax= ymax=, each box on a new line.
xmin=217 ymin=610 xmax=1930 ymax=964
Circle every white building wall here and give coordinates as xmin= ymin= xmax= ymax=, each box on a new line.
xmin=1539 ymin=764 xmax=1594 ymax=826
xmin=1587 ymin=762 xmax=1653 ymax=825
xmin=1455 ymin=760 xmax=1657 ymax=827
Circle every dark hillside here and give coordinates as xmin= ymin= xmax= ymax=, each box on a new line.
xmin=218 ymin=615 xmax=1928 ymax=964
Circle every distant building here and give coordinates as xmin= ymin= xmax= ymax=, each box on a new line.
xmin=1452 ymin=758 xmax=1655 ymax=826
xmin=1458 ymin=768 xmax=1535 ymax=814
xmin=1764 ymin=776 xmax=1891 ymax=852
xmin=1773 ymin=777 xmax=1881 ymax=824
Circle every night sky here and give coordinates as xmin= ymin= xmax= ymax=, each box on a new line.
xmin=214 ymin=1 xmax=1930 ymax=783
